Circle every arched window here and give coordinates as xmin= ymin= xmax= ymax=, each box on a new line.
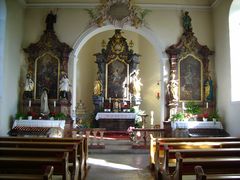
xmin=0 ymin=0 xmax=6 ymax=99
xmin=229 ymin=0 xmax=240 ymax=102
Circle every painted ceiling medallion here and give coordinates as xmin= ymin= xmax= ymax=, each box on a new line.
xmin=86 ymin=0 xmax=150 ymax=28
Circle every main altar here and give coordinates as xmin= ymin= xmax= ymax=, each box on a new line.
xmin=92 ymin=30 xmax=141 ymax=131
xmin=95 ymin=112 xmax=136 ymax=131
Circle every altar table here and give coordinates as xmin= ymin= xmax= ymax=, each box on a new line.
xmin=13 ymin=120 xmax=66 ymax=129
xmin=171 ymin=121 xmax=223 ymax=129
xmin=95 ymin=113 xmax=136 ymax=131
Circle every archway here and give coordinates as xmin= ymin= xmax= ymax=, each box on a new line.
xmin=69 ymin=24 xmax=167 ymax=124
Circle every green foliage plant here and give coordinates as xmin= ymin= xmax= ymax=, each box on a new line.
xmin=171 ymin=112 xmax=185 ymax=121
xmin=209 ymin=110 xmax=220 ymax=121
xmin=185 ymin=102 xmax=201 ymax=115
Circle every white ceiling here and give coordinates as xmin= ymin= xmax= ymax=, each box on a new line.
xmin=23 ymin=0 xmax=218 ymax=8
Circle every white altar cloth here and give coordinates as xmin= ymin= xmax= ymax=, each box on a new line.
xmin=95 ymin=113 xmax=136 ymax=120
xmin=13 ymin=120 xmax=66 ymax=129
xmin=171 ymin=121 xmax=223 ymax=129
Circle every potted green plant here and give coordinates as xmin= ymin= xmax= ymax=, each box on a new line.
xmin=54 ymin=113 xmax=67 ymax=120
xmin=15 ymin=112 xmax=26 ymax=120
xmin=171 ymin=112 xmax=185 ymax=121
xmin=185 ymin=102 xmax=201 ymax=120
xmin=209 ymin=110 xmax=221 ymax=122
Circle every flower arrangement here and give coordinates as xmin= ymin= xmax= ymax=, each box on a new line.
xmin=27 ymin=111 xmax=39 ymax=119
xmin=127 ymin=126 xmax=136 ymax=141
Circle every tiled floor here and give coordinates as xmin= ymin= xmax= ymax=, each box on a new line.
xmin=86 ymin=154 xmax=154 ymax=180
xmin=86 ymin=139 xmax=154 ymax=180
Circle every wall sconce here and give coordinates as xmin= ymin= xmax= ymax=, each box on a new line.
xmin=156 ymin=80 xmax=160 ymax=100
xmin=156 ymin=92 xmax=160 ymax=100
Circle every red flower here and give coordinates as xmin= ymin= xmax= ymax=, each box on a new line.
xmin=27 ymin=111 xmax=38 ymax=119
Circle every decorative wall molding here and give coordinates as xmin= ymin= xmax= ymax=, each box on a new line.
xmin=24 ymin=2 xmax=217 ymax=10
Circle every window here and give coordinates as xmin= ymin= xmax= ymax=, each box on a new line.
xmin=229 ymin=0 xmax=240 ymax=102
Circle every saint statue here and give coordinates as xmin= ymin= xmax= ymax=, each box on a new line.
xmin=45 ymin=11 xmax=57 ymax=31
xmin=23 ymin=72 xmax=34 ymax=99
xmin=182 ymin=11 xmax=192 ymax=32
xmin=204 ymin=75 xmax=213 ymax=101
xmin=40 ymin=88 xmax=50 ymax=116
xmin=59 ymin=73 xmax=70 ymax=99
xmin=168 ymin=73 xmax=179 ymax=102
xmin=130 ymin=69 xmax=143 ymax=99
xmin=93 ymin=72 xmax=102 ymax=96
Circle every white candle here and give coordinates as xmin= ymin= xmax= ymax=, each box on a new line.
xmin=109 ymin=97 xmax=111 ymax=103
xmin=182 ymin=102 xmax=185 ymax=112
xmin=102 ymin=97 xmax=104 ymax=103
xmin=206 ymin=102 xmax=208 ymax=109
xmin=150 ymin=111 xmax=154 ymax=125
xmin=28 ymin=100 xmax=31 ymax=107
xmin=54 ymin=101 xmax=56 ymax=107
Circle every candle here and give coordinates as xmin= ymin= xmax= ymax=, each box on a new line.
xmin=102 ymin=97 xmax=104 ymax=103
xmin=182 ymin=102 xmax=185 ymax=112
xmin=54 ymin=101 xmax=56 ymax=107
xmin=109 ymin=97 xmax=111 ymax=103
xmin=150 ymin=111 xmax=154 ymax=125
xmin=28 ymin=100 xmax=31 ymax=107
xmin=206 ymin=102 xmax=208 ymax=109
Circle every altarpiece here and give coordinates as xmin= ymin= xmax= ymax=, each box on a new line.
xmin=23 ymin=12 xmax=72 ymax=117
xmin=165 ymin=11 xmax=214 ymax=120
xmin=93 ymin=30 xmax=141 ymax=114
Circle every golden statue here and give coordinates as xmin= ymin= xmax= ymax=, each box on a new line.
xmin=93 ymin=72 xmax=102 ymax=96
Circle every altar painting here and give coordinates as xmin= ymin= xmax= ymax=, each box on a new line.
xmin=35 ymin=53 xmax=59 ymax=99
xmin=106 ymin=59 xmax=129 ymax=99
xmin=179 ymin=55 xmax=202 ymax=101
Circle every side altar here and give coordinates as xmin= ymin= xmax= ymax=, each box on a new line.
xmin=20 ymin=11 xmax=72 ymax=121
xmin=95 ymin=112 xmax=136 ymax=131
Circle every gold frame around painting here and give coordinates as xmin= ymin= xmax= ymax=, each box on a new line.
xmin=105 ymin=57 xmax=130 ymax=100
xmin=178 ymin=54 xmax=203 ymax=102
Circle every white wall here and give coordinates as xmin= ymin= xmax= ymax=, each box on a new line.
xmin=1 ymin=0 xmax=24 ymax=135
xmin=0 ymin=0 xmax=6 ymax=135
xmin=213 ymin=0 xmax=240 ymax=136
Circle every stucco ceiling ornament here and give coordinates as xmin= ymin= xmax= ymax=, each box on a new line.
xmin=85 ymin=0 xmax=151 ymax=28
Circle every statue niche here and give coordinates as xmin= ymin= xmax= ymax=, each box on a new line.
xmin=93 ymin=30 xmax=140 ymax=113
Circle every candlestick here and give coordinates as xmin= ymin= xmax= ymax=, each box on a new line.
xmin=54 ymin=101 xmax=56 ymax=107
xmin=28 ymin=100 xmax=31 ymax=107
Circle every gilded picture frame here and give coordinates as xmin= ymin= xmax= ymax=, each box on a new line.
xmin=34 ymin=53 xmax=60 ymax=100
xmin=105 ymin=57 xmax=129 ymax=100
xmin=178 ymin=54 xmax=203 ymax=102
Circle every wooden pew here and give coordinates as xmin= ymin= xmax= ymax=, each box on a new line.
xmin=160 ymin=149 xmax=240 ymax=180
xmin=195 ymin=165 xmax=240 ymax=180
xmin=152 ymin=137 xmax=240 ymax=165
xmin=150 ymin=136 xmax=240 ymax=169
xmin=0 ymin=141 xmax=81 ymax=180
xmin=152 ymin=137 xmax=240 ymax=179
xmin=0 ymin=151 xmax=69 ymax=180
xmin=0 ymin=136 xmax=87 ymax=180
xmin=0 ymin=165 xmax=54 ymax=180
